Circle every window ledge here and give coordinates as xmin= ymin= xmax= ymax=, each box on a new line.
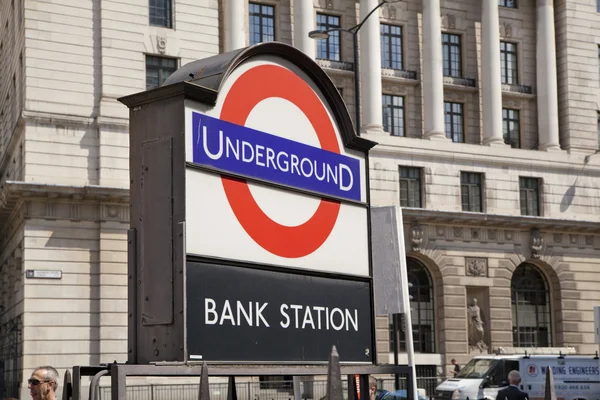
xmin=382 ymin=68 xmax=419 ymax=82
xmin=315 ymin=59 xmax=354 ymax=73
xmin=502 ymin=84 xmax=535 ymax=98
xmin=443 ymin=76 xmax=477 ymax=87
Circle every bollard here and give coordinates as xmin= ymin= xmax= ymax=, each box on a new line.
xmin=326 ymin=346 xmax=344 ymax=400
xmin=62 ymin=369 xmax=72 ymax=400
xmin=228 ymin=376 xmax=238 ymax=400
xmin=199 ymin=360 xmax=211 ymax=400
xmin=544 ymin=365 xmax=556 ymax=400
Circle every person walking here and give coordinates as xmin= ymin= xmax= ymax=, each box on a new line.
xmin=496 ymin=370 xmax=528 ymax=400
xmin=451 ymin=359 xmax=461 ymax=377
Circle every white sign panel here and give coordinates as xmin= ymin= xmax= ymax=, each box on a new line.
xmin=183 ymin=56 xmax=369 ymax=276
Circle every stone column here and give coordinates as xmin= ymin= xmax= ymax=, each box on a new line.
xmin=294 ymin=0 xmax=316 ymax=59
xmin=481 ymin=0 xmax=506 ymax=146
xmin=359 ymin=0 xmax=384 ymax=133
xmin=536 ymin=0 xmax=561 ymax=151
xmin=422 ymin=0 xmax=446 ymax=139
xmin=224 ymin=0 xmax=246 ymax=52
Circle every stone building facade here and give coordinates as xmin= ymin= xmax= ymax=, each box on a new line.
xmin=0 ymin=0 xmax=599 ymax=398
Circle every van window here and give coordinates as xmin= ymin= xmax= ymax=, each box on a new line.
xmin=486 ymin=360 xmax=520 ymax=387
xmin=456 ymin=359 xmax=500 ymax=379
xmin=505 ymin=360 xmax=519 ymax=374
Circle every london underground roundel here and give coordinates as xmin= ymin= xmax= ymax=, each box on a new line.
xmin=184 ymin=52 xmax=370 ymax=277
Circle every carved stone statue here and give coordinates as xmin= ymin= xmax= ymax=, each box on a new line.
xmin=468 ymin=298 xmax=488 ymax=352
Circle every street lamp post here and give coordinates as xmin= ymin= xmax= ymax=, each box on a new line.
xmin=308 ymin=0 xmax=400 ymax=135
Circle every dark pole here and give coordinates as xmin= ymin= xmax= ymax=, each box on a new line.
xmin=392 ymin=313 xmax=400 ymax=390
xmin=352 ymin=31 xmax=361 ymax=135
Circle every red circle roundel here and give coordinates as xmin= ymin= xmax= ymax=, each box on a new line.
xmin=219 ymin=64 xmax=341 ymax=259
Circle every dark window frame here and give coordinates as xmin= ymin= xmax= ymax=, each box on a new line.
xmin=442 ymin=33 xmax=462 ymax=77
xmin=383 ymin=94 xmax=405 ymax=137
xmin=597 ymin=111 xmax=600 ymax=149
xmin=316 ymin=13 xmax=341 ymax=61
xmin=145 ymin=55 xmax=178 ymax=90
xmin=461 ymin=172 xmax=483 ymax=212
xmin=396 ymin=259 xmax=436 ymax=354
xmin=444 ymin=101 xmax=464 ymax=143
xmin=519 ymin=177 xmax=541 ymax=216
xmin=399 ymin=166 xmax=422 ymax=208
xmin=499 ymin=0 xmax=517 ymax=8
xmin=149 ymin=0 xmax=172 ymax=28
xmin=381 ymin=23 xmax=403 ymax=70
xmin=503 ymin=108 xmax=521 ymax=148
xmin=500 ymin=41 xmax=519 ymax=84
xmin=511 ymin=264 xmax=552 ymax=347
xmin=249 ymin=3 xmax=276 ymax=46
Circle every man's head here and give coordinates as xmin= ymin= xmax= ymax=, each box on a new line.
xmin=28 ymin=366 xmax=59 ymax=400
xmin=451 ymin=358 xmax=457 ymax=365
xmin=508 ymin=370 xmax=521 ymax=385
xmin=369 ymin=376 xmax=377 ymax=395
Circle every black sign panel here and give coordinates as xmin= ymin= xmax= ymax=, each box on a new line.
xmin=186 ymin=261 xmax=374 ymax=363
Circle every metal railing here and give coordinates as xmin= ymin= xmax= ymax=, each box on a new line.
xmin=98 ymin=377 xmax=444 ymax=400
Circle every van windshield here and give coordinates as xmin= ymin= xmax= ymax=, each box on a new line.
xmin=456 ymin=359 xmax=500 ymax=379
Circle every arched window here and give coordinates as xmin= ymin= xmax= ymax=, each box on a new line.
xmin=511 ymin=263 xmax=551 ymax=347
xmin=398 ymin=259 xmax=435 ymax=353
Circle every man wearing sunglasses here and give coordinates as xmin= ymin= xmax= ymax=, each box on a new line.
xmin=27 ymin=366 xmax=59 ymax=400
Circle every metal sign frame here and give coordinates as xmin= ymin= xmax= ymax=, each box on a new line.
xmin=118 ymin=42 xmax=379 ymax=366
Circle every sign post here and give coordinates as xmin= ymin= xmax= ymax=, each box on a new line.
xmin=371 ymin=206 xmax=418 ymax=400
xmin=118 ymin=42 xmax=378 ymax=365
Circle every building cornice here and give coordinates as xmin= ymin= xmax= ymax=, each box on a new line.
xmin=0 ymin=181 xmax=129 ymax=209
xmin=365 ymin=135 xmax=600 ymax=175
xmin=400 ymin=208 xmax=600 ymax=233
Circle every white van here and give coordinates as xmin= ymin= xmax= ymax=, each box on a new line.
xmin=434 ymin=348 xmax=600 ymax=400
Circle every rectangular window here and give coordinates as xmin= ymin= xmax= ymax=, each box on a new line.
xmin=442 ymin=33 xmax=462 ymax=77
xmin=249 ymin=3 xmax=275 ymax=46
xmin=399 ymin=167 xmax=422 ymax=208
xmin=444 ymin=101 xmax=464 ymax=143
xmin=381 ymin=24 xmax=403 ymax=70
xmin=149 ymin=0 xmax=172 ymax=28
xmin=597 ymin=112 xmax=600 ymax=149
xmin=461 ymin=172 xmax=483 ymax=212
xmin=597 ymin=45 xmax=600 ymax=82
xmin=519 ymin=177 xmax=540 ymax=216
xmin=503 ymin=109 xmax=520 ymax=148
xmin=316 ymin=14 xmax=340 ymax=61
xmin=597 ymin=0 xmax=600 ymax=12
xmin=499 ymin=0 xmax=517 ymax=7
xmin=382 ymin=95 xmax=405 ymax=137
xmin=500 ymin=41 xmax=518 ymax=84
xmin=146 ymin=55 xmax=177 ymax=90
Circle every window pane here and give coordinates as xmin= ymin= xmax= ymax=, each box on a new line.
xmin=146 ymin=55 xmax=178 ymax=90
xmin=444 ymin=102 xmax=464 ymax=143
xmin=519 ymin=178 xmax=540 ymax=216
xmin=503 ymin=108 xmax=520 ymax=148
xmin=249 ymin=3 xmax=275 ymax=45
xmin=500 ymin=41 xmax=518 ymax=84
xmin=316 ymin=14 xmax=340 ymax=61
xmin=399 ymin=167 xmax=421 ymax=208
xmin=511 ymin=264 xmax=551 ymax=347
xmin=149 ymin=0 xmax=172 ymax=28
xmin=382 ymin=94 xmax=405 ymax=136
xmin=398 ymin=260 xmax=435 ymax=353
xmin=461 ymin=172 xmax=482 ymax=212
xmin=442 ymin=34 xmax=462 ymax=77
xmin=381 ymin=24 xmax=403 ymax=70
